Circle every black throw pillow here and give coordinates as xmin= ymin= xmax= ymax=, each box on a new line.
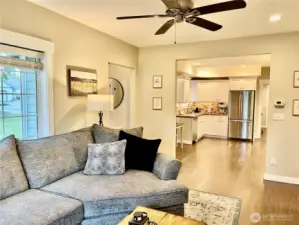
xmin=119 ymin=130 xmax=161 ymax=172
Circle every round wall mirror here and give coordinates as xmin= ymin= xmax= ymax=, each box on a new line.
xmin=109 ymin=78 xmax=124 ymax=109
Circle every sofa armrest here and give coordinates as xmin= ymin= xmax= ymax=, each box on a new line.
xmin=152 ymin=153 xmax=182 ymax=180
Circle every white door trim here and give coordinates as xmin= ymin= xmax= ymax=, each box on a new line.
xmin=256 ymin=79 xmax=270 ymax=139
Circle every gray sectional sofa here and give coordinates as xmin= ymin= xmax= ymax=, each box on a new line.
xmin=0 ymin=127 xmax=189 ymax=225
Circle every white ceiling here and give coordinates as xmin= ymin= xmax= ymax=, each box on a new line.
xmin=28 ymin=0 xmax=299 ymax=47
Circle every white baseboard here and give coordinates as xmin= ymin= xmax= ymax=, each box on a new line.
xmin=195 ymin=135 xmax=204 ymax=142
xmin=204 ymin=135 xmax=227 ymax=139
xmin=264 ymin=173 xmax=299 ymax=185
xmin=177 ymin=140 xmax=193 ymax=145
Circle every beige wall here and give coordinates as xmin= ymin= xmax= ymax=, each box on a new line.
xmin=137 ymin=33 xmax=299 ymax=180
xmin=194 ymin=65 xmax=262 ymax=77
xmin=1 ymin=0 xmax=298 ymax=180
xmin=0 ymin=0 xmax=138 ymax=134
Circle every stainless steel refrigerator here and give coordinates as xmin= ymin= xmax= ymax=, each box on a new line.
xmin=228 ymin=90 xmax=255 ymax=141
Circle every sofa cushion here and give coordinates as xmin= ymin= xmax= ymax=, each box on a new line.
xmin=17 ymin=129 xmax=93 ymax=188
xmin=92 ymin=124 xmax=143 ymax=143
xmin=0 ymin=135 xmax=28 ymax=200
xmin=41 ymin=170 xmax=189 ymax=218
xmin=0 ymin=189 xmax=83 ymax=225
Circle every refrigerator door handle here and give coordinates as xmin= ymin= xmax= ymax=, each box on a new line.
xmin=241 ymin=92 xmax=243 ymax=119
xmin=238 ymin=93 xmax=242 ymax=118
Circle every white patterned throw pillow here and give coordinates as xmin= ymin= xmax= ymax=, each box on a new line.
xmin=84 ymin=140 xmax=126 ymax=175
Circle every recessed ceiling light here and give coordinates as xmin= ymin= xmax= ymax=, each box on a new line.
xmin=200 ymin=71 xmax=208 ymax=77
xmin=241 ymin=65 xmax=246 ymax=67
xmin=269 ymin=14 xmax=282 ymax=23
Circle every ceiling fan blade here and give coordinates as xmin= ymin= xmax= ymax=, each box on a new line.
xmin=117 ymin=14 xmax=170 ymax=20
xmin=186 ymin=17 xmax=222 ymax=31
xmin=161 ymin=0 xmax=182 ymax=9
xmin=190 ymin=0 xmax=247 ymax=16
xmin=155 ymin=19 xmax=175 ymax=35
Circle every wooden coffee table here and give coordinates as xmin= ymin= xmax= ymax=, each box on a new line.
xmin=118 ymin=206 xmax=206 ymax=225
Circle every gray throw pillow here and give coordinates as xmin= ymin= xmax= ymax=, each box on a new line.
xmin=84 ymin=140 xmax=127 ymax=175
xmin=92 ymin=124 xmax=143 ymax=144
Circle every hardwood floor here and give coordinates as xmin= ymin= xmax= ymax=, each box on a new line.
xmin=176 ymin=133 xmax=299 ymax=225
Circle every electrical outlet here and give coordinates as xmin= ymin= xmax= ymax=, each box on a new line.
xmin=271 ymin=158 xmax=277 ymax=166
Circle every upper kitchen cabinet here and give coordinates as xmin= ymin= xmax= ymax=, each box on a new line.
xmin=177 ymin=77 xmax=191 ymax=103
xmin=196 ymin=80 xmax=229 ymax=103
xmin=229 ymin=78 xmax=257 ymax=90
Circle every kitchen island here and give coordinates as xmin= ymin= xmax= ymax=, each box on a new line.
xmin=176 ymin=113 xmax=228 ymax=144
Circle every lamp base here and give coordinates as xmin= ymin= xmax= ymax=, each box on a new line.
xmin=99 ymin=111 xmax=104 ymax=126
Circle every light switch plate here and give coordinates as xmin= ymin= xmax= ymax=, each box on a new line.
xmin=273 ymin=113 xmax=284 ymax=121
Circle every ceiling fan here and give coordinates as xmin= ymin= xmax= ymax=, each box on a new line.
xmin=116 ymin=0 xmax=247 ymax=35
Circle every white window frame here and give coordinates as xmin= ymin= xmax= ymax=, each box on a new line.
xmin=0 ymin=29 xmax=54 ymax=137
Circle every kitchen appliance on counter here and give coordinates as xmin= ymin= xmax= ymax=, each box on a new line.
xmin=228 ymin=90 xmax=255 ymax=141
xmin=218 ymin=102 xmax=228 ymax=114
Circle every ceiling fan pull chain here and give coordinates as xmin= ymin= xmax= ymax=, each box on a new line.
xmin=174 ymin=21 xmax=177 ymax=44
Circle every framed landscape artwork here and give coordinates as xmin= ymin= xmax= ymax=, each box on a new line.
xmin=293 ymin=99 xmax=299 ymax=116
xmin=153 ymin=97 xmax=162 ymax=110
xmin=294 ymin=71 xmax=299 ymax=88
xmin=67 ymin=66 xmax=97 ymax=96
xmin=153 ymin=75 xmax=163 ymax=89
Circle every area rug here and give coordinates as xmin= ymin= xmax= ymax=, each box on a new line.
xmin=185 ymin=190 xmax=242 ymax=225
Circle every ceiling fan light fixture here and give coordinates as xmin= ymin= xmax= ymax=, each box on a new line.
xmin=186 ymin=17 xmax=197 ymax=23
xmin=191 ymin=10 xmax=200 ymax=16
xmin=117 ymin=0 xmax=247 ymax=35
xmin=269 ymin=14 xmax=282 ymax=23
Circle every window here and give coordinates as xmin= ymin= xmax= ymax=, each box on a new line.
xmin=0 ymin=44 xmax=44 ymax=140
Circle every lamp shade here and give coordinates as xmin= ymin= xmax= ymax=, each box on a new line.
xmin=87 ymin=94 xmax=114 ymax=111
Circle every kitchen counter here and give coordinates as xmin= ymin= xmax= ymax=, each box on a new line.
xmin=176 ymin=113 xmax=228 ymax=118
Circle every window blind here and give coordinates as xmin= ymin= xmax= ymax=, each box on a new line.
xmin=0 ymin=44 xmax=44 ymax=70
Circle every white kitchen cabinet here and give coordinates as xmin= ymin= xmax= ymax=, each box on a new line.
xmin=214 ymin=116 xmax=228 ymax=137
xmin=229 ymin=78 xmax=257 ymax=90
xmin=203 ymin=116 xmax=214 ymax=135
xmin=197 ymin=81 xmax=229 ymax=102
xmin=177 ymin=77 xmax=191 ymax=103
xmin=176 ymin=116 xmax=197 ymax=144
xmin=197 ymin=83 xmax=216 ymax=102
xmin=180 ymin=115 xmax=228 ymax=144
xmin=216 ymin=81 xmax=229 ymax=102
xmin=190 ymin=80 xmax=198 ymax=102
xmin=197 ymin=117 xmax=205 ymax=140
xmin=198 ymin=115 xmax=228 ymax=138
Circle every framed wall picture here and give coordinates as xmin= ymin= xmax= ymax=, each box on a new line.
xmin=294 ymin=71 xmax=299 ymax=88
xmin=153 ymin=75 xmax=163 ymax=89
xmin=153 ymin=97 xmax=162 ymax=110
xmin=67 ymin=66 xmax=97 ymax=96
xmin=293 ymin=99 xmax=299 ymax=116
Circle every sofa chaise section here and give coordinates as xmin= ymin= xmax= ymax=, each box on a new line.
xmin=41 ymin=170 xmax=188 ymax=220
xmin=0 ymin=189 xmax=83 ymax=225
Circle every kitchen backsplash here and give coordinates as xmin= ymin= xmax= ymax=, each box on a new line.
xmin=176 ymin=102 xmax=228 ymax=115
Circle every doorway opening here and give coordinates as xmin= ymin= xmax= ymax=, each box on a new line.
xmin=108 ymin=63 xmax=136 ymax=129
xmin=175 ymin=54 xmax=271 ymax=159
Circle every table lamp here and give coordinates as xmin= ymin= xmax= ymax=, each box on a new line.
xmin=87 ymin=94 xmax=114 ymax=126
